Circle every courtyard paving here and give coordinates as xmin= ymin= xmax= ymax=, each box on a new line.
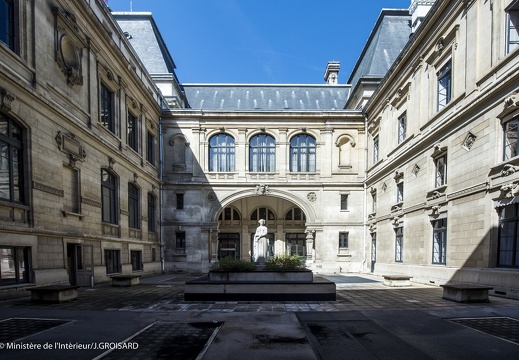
xmin=0 ymin=272 xmax=518 ymax=359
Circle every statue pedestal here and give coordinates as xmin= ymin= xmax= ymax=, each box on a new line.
xmin=184 ymin=269 xmax=336 ymax=301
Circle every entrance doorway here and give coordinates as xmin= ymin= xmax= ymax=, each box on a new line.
xmin=67 ymin=244 xmax=94 ymax=286
xmin=218 ymin=233 xmax=240 ymax=259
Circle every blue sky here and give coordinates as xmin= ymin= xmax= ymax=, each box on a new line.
xmin=107 ymin=0 xmax=411 ymax=84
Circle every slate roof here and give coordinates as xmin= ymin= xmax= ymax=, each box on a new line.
xmin=182 ymin=84 xmax=351 ymax=111
xmin=347 ymin=9 xmax=411 ymax=90
xmin=113 ymin=12 xmax=176 ymax=74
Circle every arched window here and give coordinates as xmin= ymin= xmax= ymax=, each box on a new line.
xmin=128 ymin=183 xmax=140 ymax=229
xmin=285 ymin=207 xmax=306 ymax=221
xmin=0 ymin=113 xmax=24 ymax=203
xmin=101 ymin=169 xmax=117 ymax=224
xmin=209 ymin=134 xmax=235 ymax=172
xmin=218 ymin=207 xmax=241 ymax=221
xmin=290 ymin=134 xmax=316 ymax=172
xmin=250 ymin=134 xmax=275 ymax=172
xmin=251 ymin=207 xmax=275 ymax=221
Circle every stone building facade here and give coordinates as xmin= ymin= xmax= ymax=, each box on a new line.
xmin=0 ymin=0 xmax=168 ymax=290
xmin=365 ymin=0 xmax=519 ymax=298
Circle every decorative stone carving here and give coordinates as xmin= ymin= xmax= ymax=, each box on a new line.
xmin=501 ymin=164 xmax=519 ymax=177
xmin=0 ymin=88 xmax=16 ymax=112
xmin=500 ymin=182 xmax=518 ymax=199
xmin=412 ymin=164 xmax=420 ymax=177
xmin=207 ymin=191 xmax=217 ymax=202
xmin=53 ymin=8 xmax=86 ymax=86
xmin=254 ymin=184 xmax=270 ymax=195
xmin=108 ymin=156 xmax=116 ymax=169
xmin=55 ymin=131 xmax=87 ymax=166
xmin=307 ymin=192 xmax=317 ymax=202
xmin=463 ymin=132 xmax=476 ymax=150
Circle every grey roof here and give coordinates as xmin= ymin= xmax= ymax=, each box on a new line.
xmin=347 ymin=9 xmax=411 ymax=90
xmin=183 ymin=84 xmax=351 ymax=111
xmin=113 ymin=12 xmax=176 ymax=74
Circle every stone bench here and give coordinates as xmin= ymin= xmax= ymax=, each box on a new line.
xmin=110 ymin=274 xmax=141 ymax=287
xmin=441 ymin=284 xmax=493 ymax=303
xmin=27 ymin=285 xmax=79 ymax=303
xmin=383 ymin=274 xmax=412 ymax=287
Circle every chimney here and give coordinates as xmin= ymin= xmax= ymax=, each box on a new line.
xmin=409 ymin=0 xmax=436 ymax=33
xmin=324 ymin=61 xmax=340 ymax=84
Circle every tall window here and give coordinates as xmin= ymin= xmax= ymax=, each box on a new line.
xmin=398 ymin=112 xmax=407 ymax=144
xmin=63 ymin=166 xmax=79 ymax=214
xmin=371 ymin=191 xmax=377 ymax=213
xmin=498 ymin=204 xmax=519 ymax=267
xmin=507 ymin=3 xmax=519 ymax=53
xmin=128 ymin=183 xmax=140 ymax=229
xmin=250 ymin=134 xmax=275 ymax=172
xmin=176 ymin=232 xmax=186 ymax=249
xmin=0 ymin=246 xmax=31 ymax=285
xmin=437 ymin=60 xmax=452 ymax=111
xmin=395 ymin=227 xmax=403 ymax=262
xmin=0 ymin=114 xmax=24 ymax=203
xmin=130 ymin=250 xmax=143 ymax=271
xmin=339 ymin=232 xmax=349 ymax=249
xmin=147 ymin=193 xmax=156 ymax=232
xmin=101 ymin=169 xmax=117 ymax=224
xmin=100 ymin=83 xmax=115 ymax=133
xmin=432 ymin=218 xmax=447 ymax=265
xmin=147 ymin=131 xmax=155 ymax=166
xmin=435 ymin=154 xmax=447 ymax=187
xmin=127 ymin=112 xmax=138 ymax=151
xmin=504 ymin=117 xmax=519 ymax=160
xmin=373 ymin=135 xmax=379 ymax=163
xmin=0 ymin=0 xmax=15 ymax=51
xmin=340 ymin=194 xmax=348 ymax=211
xmin=209 ymin=134 xmax=235 ymax=172
xmin=176 ymin=193 xmax=184 ymax=210
xmin=286 ymin=233 xmax=305 ymax=257
xmin=396 ymin=182 xmax=404 ymax=204
xmin=290 ymin=134 xmax=316 ymax=172
xmin=105 ymin=249 xmax=121 ymax=274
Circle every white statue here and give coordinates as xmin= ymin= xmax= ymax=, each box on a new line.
xmin=253 ymin=219 xmax=268 ymax=263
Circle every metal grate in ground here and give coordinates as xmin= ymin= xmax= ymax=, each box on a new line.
xmin=99 ymin=321 xmax=223 ymax=360
xmin=0 ymin=317 xmax=71 ymax=342
xmin=450 ymin=317 xmax=519 ymax=344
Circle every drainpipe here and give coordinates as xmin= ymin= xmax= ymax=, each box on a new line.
xmin=362 ymin=114 xmax=369 ymax=273
xmin=159 ymin=113 xmax=165 ymax=273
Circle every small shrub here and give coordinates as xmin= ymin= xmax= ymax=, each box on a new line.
xmin=265 ymin=254 xmax=306 ymax=271
xmin=211 ymin=257 xmax=256 ymax=271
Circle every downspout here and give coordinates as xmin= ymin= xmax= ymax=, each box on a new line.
xmin=159 ymin=112 xmax=165 ymax=273
xmin=363 ymin=113 xmax=369 ymax=273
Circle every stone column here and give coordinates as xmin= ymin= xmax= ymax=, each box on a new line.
xmin=305 ymin=229 xmax=315 ymax=261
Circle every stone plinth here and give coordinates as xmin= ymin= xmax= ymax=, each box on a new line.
xmin=441 ymin=284 xmax=493 ymax=303
xmin=185 ymin=270 xmax=335 ymax=301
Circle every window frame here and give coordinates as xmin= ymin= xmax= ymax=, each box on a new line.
xmin=130 ymin=250 xmax=143 ymax=271
xmin=340 ymin=194 xmax=348 ymax=211
xmin=396 ymin=182 xmax=404 ymax=204
xmin=176 ymin=193 xmax=184 ymax=210
xmin=175 ymin=231 xmax=186 ymax=249
xmin=432 ymin=218 xmax=447 ymax=265
xmin=497 ymin=204 xmax=519 ymax=268
xmin=397 ymin=112 xmax=407 ymax=144
xmin=101 ymin=169 xmax=118 ymax=225
xmin=395 ymin=226 xmax=403 ymax=262
xmin=503 ymin=116 xmax=519 ymax=160
xmin=249 ymin=133 xmax=276 ymax=173
xmin=0 ymin=0 xmax=16 ymax=52
xmin=507 ymin=2 xmax=519 ymax=54
xmin=434 ymin=154 xmax=447 ymax=188
xmin=128 ymin=182 xmax=140 ymax=230
xmin=209 ymin=133 xmax=236 ymax=172
xmin=373 ymin=135 xmax=379 ymax=163
xmin=0 ymin=113 xmax=25 ymax=204
xmin=0 ymin=246 xmax=31 ymax=285
xmin=146 ymin=130 xmax=155 ymax=166
xmin=289 ymin=134 xmax=316 ymax=173
xmin=127 ymin=111 xmax=139 ymax=152
xmin=104 ymin=249 xmax=121 ymax=274
xmin=437 ymin=60 xmax=452 ymax=111
xmin=147 ymin=192 xmax=156 ymax=232
xmin=339 ymin=232 xmax=349 ymax=249
xmin=100 ymin=82 xmax=115 ymax=133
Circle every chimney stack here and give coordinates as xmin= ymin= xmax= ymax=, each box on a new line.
xmin=324 ymin=61 xmax=340 ymax=84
